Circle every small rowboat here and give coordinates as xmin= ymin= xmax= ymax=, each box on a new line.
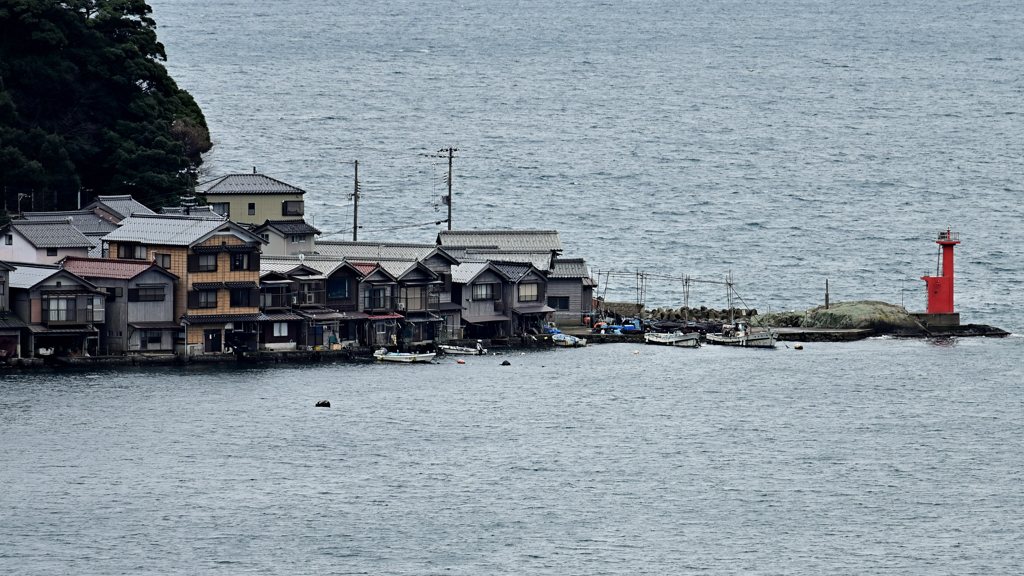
xmin=705 ymin=323 xmax=777 ymax=348
xmin=438 ymin=344 xmax=487 ymax=355
xmin=373 ymin=348 xmax=436 ymax=363
xmin=552 ymin=333 xmax=587 ymax=347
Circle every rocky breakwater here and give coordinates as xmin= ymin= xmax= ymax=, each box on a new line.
xmin=750 ymin=300 xmax=1008 ymax=339
xmin=643 ymin=306 xmax=756 ymax=323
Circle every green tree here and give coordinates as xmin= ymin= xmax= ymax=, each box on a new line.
xmin=0 ymin=0 xmax=211 ymax=211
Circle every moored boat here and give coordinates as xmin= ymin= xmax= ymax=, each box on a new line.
xmin=644 ymin=331 xmax=701 ymax=347
xmin=373 ymin=348 xmax=436 ymax=363
xmin=705 ymin=323 xmax=777 ymax=348
xmin=438 ymin=343 xmax=488 ymax=355
xmin=552 ymin=333 xmax=587 ymax=347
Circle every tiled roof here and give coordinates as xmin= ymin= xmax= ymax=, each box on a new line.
xmin=491 ymin=262 xmax=533 ymax=283
xmin=197 ymin=173 xmax=305 ymax=196
xmin=0 ymin=311 xmax=26 ymax=329
xmin=4 ymin=220 xmax=94 ymax=248
xmin=260 ymin=255 xmax=347 ymax=276
xmin=376 ymin=259 xmax=419 ymax=279
xmin=347 ymin=261 xmax=381 ymax=277
xmin=550 ymin=258 xmax=591 ymax=279
xmin=437 ymin=230 xmax=563 ymax=252
xmin=7 ymin=262 xmax=62 ymax=289
xmin=103 ymin=214 xmax=261 ymax=246
xmin=257 ymin=219 xmax=321 ymax=236
xmin=19 ymin=211 xmax=120 ymax=235
xmin=314 ymin=241 xmax=438 ymax=261
xmin=61 ymin=257 xmax=175 ymax=280
xmin=450 ymin=261 xmax=494 ymax=284
xmin=159 ymin=206 xmax=227 ymax=220
xmin=450 ymin=248 xmax=552 ymax=270
xmin=86 ymin=195 xmax=155 ymax=220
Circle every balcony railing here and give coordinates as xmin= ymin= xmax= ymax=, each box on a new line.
xmin=44 ymin=308 xmax=104 ymax=326
xmin=296 ymin=290 xmax=326 ymax=306
xmin=398 ymin=293 xmax=441 ymax=312
xmin=362 ymin=294 xmax=398 ymax=313
xmin=261 ymin=291 xmax=293 ymax=309
xmin=938 ymin=230 xmax=960 ymax=241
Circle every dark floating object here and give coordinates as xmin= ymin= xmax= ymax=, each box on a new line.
xmin=315 ymin=400 xmax=330 ymax=408
xmin=501 ymin=360 xmax=511 ymax=366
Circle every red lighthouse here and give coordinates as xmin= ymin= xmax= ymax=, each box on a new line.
xmin=921 ymin=229 xmax=960 ymax=315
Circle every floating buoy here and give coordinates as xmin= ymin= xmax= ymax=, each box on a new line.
xmin=315 ymin=400 xmax=330 ymax=408
xmin=501 ymin=360 xmax=511 ymax=366
xmin=634 ymin=350 xmax=640 ymax=354
xmin=794 ymin=344 xmax=804 ymax=350
xmin=520 ymin=352 xmax=526 ymax=355
xmin=457 ymin=359 xmax=466 ymax=364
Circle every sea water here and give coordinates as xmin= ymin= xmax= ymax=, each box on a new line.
xmin=2 ymin=0 xmax=1023 ymax=573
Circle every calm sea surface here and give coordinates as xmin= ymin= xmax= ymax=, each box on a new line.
xmin=3 ymin=0 xmax=1024 ymax=573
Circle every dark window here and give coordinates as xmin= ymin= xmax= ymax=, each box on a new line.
xmin=198 ymin=290 xmax=217 ymax=308
xmin=140 ymin=330 xmax=162 ymax=350
xmin=198 ymin=254 xmax=217 ymax=272
xmin=154 ymin=253 xmax=171 ymax=268
xmin=290 ymin=235 xmax=306 ymax=243
xmin=210 ymin=202 xmax=230 ymax=217
xmin=104 ymin=287 xmax=123 ymax=302
xmin=117 ymin=243 xmax=147 ymax=260
xmin=230 ymin=288 xmax=250 ymax=307
xmin=282 ymin=201 xmax=304 ymax=216
xmin=231 ymin=253 xmax=250 ymax=271
xmin=327 ymin=277 xmax=350 ymax=299
xmin=132 ymin=287 xmax=165 ymax=302
xmin=4 ymin=234 xmax=12 ymax=245
xmin=46 ymin=248 xmax=58 ymax=257
xmin=548 ymin=296 xmax=570 ymax=310
xmin=369 ymin=287 xmax=386 ymax=309
xmin=248 ymin=202 xmax=256 ymax=215
xmin=518 ymin=283 xmax=539 ymax=302
xmin=472 ymin=283 xmax=496 ymax=300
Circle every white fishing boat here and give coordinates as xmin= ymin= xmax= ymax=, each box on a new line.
xmin=644 ymin=331 xmax=701 ymax=347
xmin=552 ymin=333 xmax=587 ymax=347
xmin=438 ymin=343 xmax=487 ymax=355
xmin=705 ymin=323 xmax=777 ymax=348
xmin=373 ymin=348 xmax=436 ymax=363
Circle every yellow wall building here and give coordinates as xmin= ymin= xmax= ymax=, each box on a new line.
xmin=197 ymin=172 xmax=306 ymax=226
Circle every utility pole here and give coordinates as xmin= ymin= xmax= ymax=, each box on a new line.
xmin=352 ymin=160 xmax=359 ymax=241
xmin=438 ymin=147 xmax=457 ymax=230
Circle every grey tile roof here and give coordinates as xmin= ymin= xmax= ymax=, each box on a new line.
xmin=85 ymin=195 xmax=155 ymax=220
xmin=313 ymin=241 xmax=438 ymax=261
xmin=7 ymin=262 xmax=61 ymax=289
xmin=0 ymin=311 xmax=26 ymax=329
xmin=437 ymin=230 xmax=563 ymax=252
xmin=197 ymin=174 xmax=306 ymax=196
xmin=260 ymin=255 xmax=347 ymax=276
xmin=19 ymin=211 xmax=119 ymax=235
xmin=492 ymin=262 xmax=534 ymax=283
xmin=550 ymin=258 xmax=591 ymax=279
xmin=159 ymin=206 xmax=228 ymax=220
xmin=4 ymin=220 xmax=95 ymax=248
xmin=102 ymin=214 xmax=262 ymax=246
xmin=452 ymin=249 xmax=552 ymax=270
xmin=257 ymin=219 xmax=322 ymax=236
xmin=451 ymin=261 xmax=495 ymax=284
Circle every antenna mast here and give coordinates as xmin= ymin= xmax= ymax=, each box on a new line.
xmin=352 ymin=160 xmax=359 ymax=241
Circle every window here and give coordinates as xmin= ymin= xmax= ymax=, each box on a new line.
xmin=154 ymin=253 xmax=171 ymax=269
xmin=273 ymin=322 xmax=288 ymax=337
xmin=4 ymin=234 xmax=11 ymax=245
xmin=0 ymin=281 xmax=4 ymax=295
xmin=290 ymin=235 xmax=306 ymax=243
xmin=130 ymin=287 xmax=165 ymax=302
xmin=42 ymin=297 xmax=74 ymax=321
xmin=248 ymin=202 xmax=256 ymax=215
xmin=198 ymin=290 xmax=217 ymax=308
xmin=140 ymin=330 xmax=162 ymax=350
xmin=518 ymin=283 xmax=539 ymax=302
xmin=401 ymin=286 xmax=423 ymax=310
xmin=231 ymin=253 xmax=250 ymax=271
xmin=46 ymin=248 xmax=58 ymax=257
xmin=117 ymin=243 xmax=147 ymax=260
xmin=105 ymin=287 xmax=124 ymax=302
xmin=548 ymin=296 xmax=570 ymax=310
xmin=230 ymin=288 xmax=250 ymax=307
xmin=327 ymin=277 xmax=350 ymax=299
xmin=210 ymin=202 xmax=230 ymax=217
xmin=368 ymin=287 xmax=386 ymax=309
xmin=198 ymin=254 xmax=217 ymax=272
xmin=472 ymin=283 xmax=496 ymax=300
xmin=282 ymin=201 xmax=304 ymax=216
xmin=260 ymin=233 xmax=270 ymax=242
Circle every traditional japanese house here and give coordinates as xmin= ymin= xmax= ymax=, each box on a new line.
xmin=197 ymin=171 xmax=306 ymax=225
xmin=491 ymin=261 xmax=553 ymax=335
xmin=82 ymin=194 xmax=155 ymax=222
xmin=253 ymin=219 xmax=321 ymax=255
xmin=102 ymin=214 xmax=267 ymax=355
xmin=0 ymin=220 xmax=94 ymax=264
xmin=450 ymin=261 xmax=512 ymax=339
xmin=546 ymin=258 xmax=598 ymax=325
xmin=8 ymin=262 xmax=106 ymax=357
xmin=61 ymin=257 xmax=179 ymax=354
